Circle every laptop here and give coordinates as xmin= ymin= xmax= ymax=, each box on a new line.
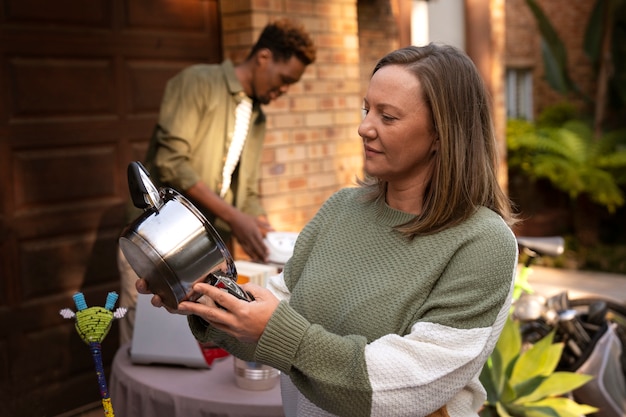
xmin=130 ymin=293 xmax=210 ymax=368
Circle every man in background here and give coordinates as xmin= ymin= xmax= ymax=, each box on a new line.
xmin=118 ymin=19 xmax=316 ymax=345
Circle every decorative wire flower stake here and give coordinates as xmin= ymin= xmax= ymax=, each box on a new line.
xmin=60 ymin=292 xmax=127 ymax=417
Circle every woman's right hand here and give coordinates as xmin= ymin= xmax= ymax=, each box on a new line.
xmin=135 ymin=278 xmax=165 ymax=308
xmin=135 ymin=278 xmax=216 ymax=314
xmin=135 ymin=277 xmax=152 ymax=295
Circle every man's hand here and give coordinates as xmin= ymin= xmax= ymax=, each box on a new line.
xmin=229 ymin=213 xmax=273 ymax=262
xmin=183 ymin=181 xmax=273 ymax=262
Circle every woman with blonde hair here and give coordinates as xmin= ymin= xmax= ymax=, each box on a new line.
xmin=138 ymin=43 xmax=519 ymax=417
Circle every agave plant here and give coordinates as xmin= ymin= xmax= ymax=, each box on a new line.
xmin=479 ymin=317 xmax=598 ymax=417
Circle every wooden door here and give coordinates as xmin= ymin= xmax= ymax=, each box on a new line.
xmin=0 ymin=0 xmax=221 ymax=414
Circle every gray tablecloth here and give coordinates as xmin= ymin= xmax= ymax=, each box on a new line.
xmin=110 ymin=343 xmax=284 ymax=417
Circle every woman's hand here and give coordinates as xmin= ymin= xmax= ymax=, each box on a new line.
xmin=177 ymin=283 xmax=280 ymax=344
xmin=135 ymin=277 xmax=151 ymax=296
xmin=134 ymin=277 xmax=211 ymax=314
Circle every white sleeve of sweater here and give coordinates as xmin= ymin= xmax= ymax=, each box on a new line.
xmin=364 ymin=294 xmax=511 ymax=417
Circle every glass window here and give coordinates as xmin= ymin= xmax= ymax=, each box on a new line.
xmin=506 ymin=68 xmax=533 ymax=120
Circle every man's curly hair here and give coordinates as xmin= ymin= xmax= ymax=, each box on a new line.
xmin=248 ymin=18 xmax=316 ymax=65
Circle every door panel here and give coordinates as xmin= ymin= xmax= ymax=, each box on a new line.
xmin=0 ymin=0 xmax=222 ymax=414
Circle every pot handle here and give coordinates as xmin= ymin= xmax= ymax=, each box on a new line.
xmin=127 ymin=161 xmax=163 ymax=210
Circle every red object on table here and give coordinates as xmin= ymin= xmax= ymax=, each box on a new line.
xmin=199 ymin=342 xmax=230 ymax=367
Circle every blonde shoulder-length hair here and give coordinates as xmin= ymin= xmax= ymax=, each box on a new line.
xmin=358 ymin=43 xmax=518 ymax=238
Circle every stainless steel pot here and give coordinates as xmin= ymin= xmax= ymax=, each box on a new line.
xmin=119 ymin=161 xmax=252 ymax=310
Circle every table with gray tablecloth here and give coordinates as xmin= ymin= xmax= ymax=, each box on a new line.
xmin=110 ymin=343 xmax=284 ymax=417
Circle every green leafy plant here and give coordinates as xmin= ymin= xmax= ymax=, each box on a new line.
xmin=507 ymin=116 xmax=626 ymax=213
xmin=480 ymin=317 xmax=598 ymax=417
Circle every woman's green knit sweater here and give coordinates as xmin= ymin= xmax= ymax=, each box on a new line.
xmin=190 ymin=187 xmax=518 ymax=417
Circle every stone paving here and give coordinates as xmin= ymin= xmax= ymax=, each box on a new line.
xmin=526 ymin=265 xmax=626 ymax=305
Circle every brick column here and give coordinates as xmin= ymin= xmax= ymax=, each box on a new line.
xmin=218 ymin=0 xmax=363 ymax=236
xmin=465 ymin=0 xmax=508 ymax=191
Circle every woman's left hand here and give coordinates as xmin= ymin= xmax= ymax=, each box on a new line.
xmin=177 ymin=282 xmax=280 ymax=344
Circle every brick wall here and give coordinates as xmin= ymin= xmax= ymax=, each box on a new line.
xmin=219 ymin=0 xmax=365 ymax=244
xmin=218 ymin=0 xmax=514 ymax=250
xmin=505 ymin=0 xmax=596 ymax=117
xmin=357 ymin=0 xmax=400 ymax=99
